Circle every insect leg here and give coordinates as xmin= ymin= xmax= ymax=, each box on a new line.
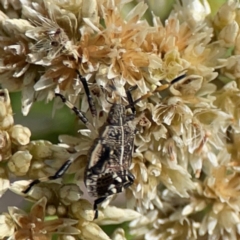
xmin=55 ymin=92 xmax=97 ymax=134
xmin=123 ymin=171 xmax=135 ymax=188
xmin=22 ymin=154 xmax=78 ymax=194
xmin=93 ymin=196 xmax=107 ymax=219
xmin=76 ymin=70 xmax=97 ymax=119
xmin=92 ymin=170 xmax=134 ymax=219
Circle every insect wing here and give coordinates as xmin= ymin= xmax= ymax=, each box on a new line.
xmin=85 ymin=124 xmax=135 ymax=198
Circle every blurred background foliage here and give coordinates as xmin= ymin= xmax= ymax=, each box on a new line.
xmin=10 ymin=91 xmax=77 ymax=144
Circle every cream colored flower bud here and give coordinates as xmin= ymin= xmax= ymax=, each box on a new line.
xmin=169 ymin=75 xmax=203 ymax=96
xmin=0 ymin=213 xmax=15 ymax=239
xmin=219 ymin=21 xmax=239 ymax=47
xmin=30 ymin=140 xmax=53 ymax=159
xmin=1 ymin=114 xmax=14 ymax=130
xmin=30 ymin=160 xmax=45 ymax=172
xmin=8 ymin=150 xmax=32 ymax=176
xmin=214 ymin=1 xmax=237 ymax=29
xmin=148 ymin=164 xmax=161 ymax=177
xmin=0 ymin=131 xmax=11 ymax=161
xmin=51 ymin=145 xmax=71 ymax=161
xmin=82 ymin=0 xmax=98 ymax=23
xmin=234 ymin=32 xmax=240 ymax=54
xmin=59 ymin=235 xmax=77 ymax=240
xmin=59 ymin=184 xmax=83 ymax=205
xmin=10 ymin=125 xmax=31 ymax=145
xmin=236 ymin=8 xmax=240 ymax=22
xmin=97 ymin=206 xmax=142 ymax=225
xmin=80 ymin=222 xmax=111 ymax=240
xmin=0 ymin=89 xmax=11 ymax=110
xmin=0 ymin=131 xmax=10 ymax=149
xmin=0 ymin=101 xmax=7 ymax=119
xmin=24 ymin=185 xmax=54 ymax=202
xmin=46 ymin=204 xmax=57 ymax=216
xmin=71 ymin=200 xmax=94 ymax=221
xmin=57 ymin=205 xmax=67 ymax=216
xmin=4 ymin=19 xmax=34 ymax=34
xmin=0 ymin=167 xmax=10 ymax=197
xmin=9 ymin=180 xmax=34 ymax=196
xmin=112 ymin=228 xmax=126 ymax=240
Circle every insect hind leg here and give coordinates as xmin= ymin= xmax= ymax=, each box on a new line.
xmin=92 ymin=171 xmax=135 ymax=219
xmin=22 ymin=154 xmax=78 ymax=194
xmin=123 ymin=171 xmax=135 ymax=188
xmin=93 ymin=185 xmax=123 ymax=220
xmin=93 ymin=196 xmax=107 ymax=219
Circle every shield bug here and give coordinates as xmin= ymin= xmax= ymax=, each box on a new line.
xmin=23 ymin=70 xmax=185 ymax=219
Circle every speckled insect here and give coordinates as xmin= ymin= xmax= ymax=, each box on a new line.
xmin=23 ymin=70 xmax=139 ymax=219
xmin=23 ymin=71 xmax=185 ymax=219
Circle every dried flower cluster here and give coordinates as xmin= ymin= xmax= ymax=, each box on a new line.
xmin=0 ymin=0 xmax=240 ymax=239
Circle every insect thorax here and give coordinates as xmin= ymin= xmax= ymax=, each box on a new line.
xmin=107 ymin=103 xmax=127 ymax=125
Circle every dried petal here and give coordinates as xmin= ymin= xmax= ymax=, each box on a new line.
xmin=0 ymin=167 xmax=10 ymax=197
xmin=112 ymin=228 xmax=126 ymax=240
xmin=97 ymin=206 xmax=142 ymax=225
xmin=0 ymin=213 xmax=15 ymax=238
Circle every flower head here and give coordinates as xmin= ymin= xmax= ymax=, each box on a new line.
xmin=3 ymin=197 xmax=79 ymax=240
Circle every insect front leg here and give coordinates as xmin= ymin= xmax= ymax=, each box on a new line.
xmin=55 ymin=92 xmax=97 ymax=135
xmin=55 ymin=70 xmax=99 ymax=135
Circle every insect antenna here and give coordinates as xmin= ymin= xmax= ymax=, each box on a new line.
xmin=126 ymin=85 xmax=137 ymax=115
xmin=125 ymin=74 xmax=186 ymax=109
